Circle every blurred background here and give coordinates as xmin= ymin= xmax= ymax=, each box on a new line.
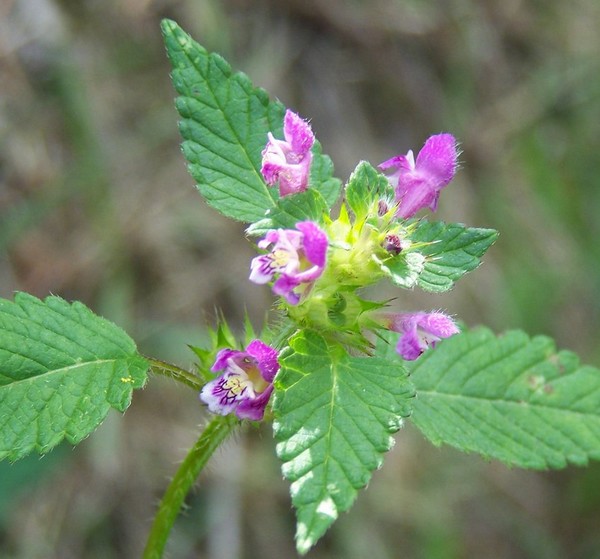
xmin=2 ymin=0 xmax=600 ymax=557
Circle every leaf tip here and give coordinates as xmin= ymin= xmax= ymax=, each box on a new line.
xmin=294 ymin=497 xmax=340 ymax=554
xmin=295 ymin=525 xmax=312 ymax=555
xmin=160 ymin=18 xmax=178 ymax=36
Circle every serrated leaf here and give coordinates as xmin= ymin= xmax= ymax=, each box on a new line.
xmin=162 ymin=19 xmax=281 ymax=222
xmin=162 ymin=20 xmax=341 ymax=223
xmin=246 ymin=189 xmax=327 ymax=236
xmin=410 ymin=221 xmax=498 ymax=292
xmin=374 ymin=251 xmax=426 ymax=288
xmin=273 ymin=330 xmax=413 ymax=553
xmin=345 ymin=161 xmax=394 ymax=221
xmin=0 ymin=293 xmax=148 ymax=461
xmin=309 ymin=141 xmax=342 ymax=209
xmin=407 ymin=327 xmax=600 ymax=469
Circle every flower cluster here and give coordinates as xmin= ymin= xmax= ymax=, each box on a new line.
xmin=200 ymin=110 xmax=462 ymax=420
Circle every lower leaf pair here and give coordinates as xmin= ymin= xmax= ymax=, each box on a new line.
xmin=274 ymin=326 xmax=600 ymax=552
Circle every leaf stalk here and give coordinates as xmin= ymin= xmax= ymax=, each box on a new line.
xmin=147 ymin=357 xmax=204 ymax=391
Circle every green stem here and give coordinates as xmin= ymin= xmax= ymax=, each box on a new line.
xmin=142 ymin=415 xmax=237 ymax=558
xmin=142 ymin=320 xmax=293 ymax=556
xmin=146 ymin=357 xmax=204 ymax=391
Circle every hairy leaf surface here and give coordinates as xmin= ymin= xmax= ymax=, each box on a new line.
xmin=273 ymin=330 xmax=413 ymax=553
xmin=162 ymin=20 xmax=340 ymax=223
xmin=411 ymin=221 xmax=498 ymax=292
xmin=345 ymin=161 xmax=394 ymax=221
xmin=407 ymin=328 xmax=600 ymax=469
xmin=0 ymin=293 xmax=148 ymax=461
xmin=246 ymin=190 xmax=328 ymax=236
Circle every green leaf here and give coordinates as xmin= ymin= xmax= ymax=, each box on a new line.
xmin=407 ymin=327 xmax=600 ymax=469
xmin=162 ymin=19 xmax=281 ymax=222
xmin=345 ymin=161 xmax=394 ymax=221
xmin=162 ymin=20 xmax=341 ymax=223
xmin=0 ymin=293 xmax=148 ymax=461
xmin=410 ymin=220 xmax=498 ymax=292
xmin=246 ymin=189 xmax=327 ymax=236
xmin=273 ymin=330 xmax=414 ymax=553
xmin=373 ymin=251 xmax=426 ymax=288
xmin=310 ymin=141 xmax=342 ymax=209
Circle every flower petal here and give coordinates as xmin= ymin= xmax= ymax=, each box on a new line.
xmin=416 ymin=311 xmax=460 ymax=339
xmin=246 ymin=339 xmax=280 ymax=382
xmin=277 ymin=157 xmax=313 ymax=196
xmin=379 ymin=134 xmax=459 ymax=219
xmin=201 ymin=341 xmax=280 ymax=421
xmin=211 ymin=348 xmax=240 ymax=372
xmin=272 ymin=275 xmax=301 ymax=304
xmin=396 ymin=330 xmax=424 ymax=361
xmin=296 ymin=221 xmax=328 ymax=268
xmin=200 ymin=371 xmax=253 ymax=415
xmin=386 ymin=311 xmax=459 ymax=360
xmin=250 ymin=221 xmax=327 ymax=305
xmin=414 ymin=133 xmax=458 ymax=190
xmin=235 ymin=385 xmax=274 ymax=421
xmin=378 ymin=152 xmax=414 ymax=173
xmin=283 ymin=109 xmax=314 ymax=156
xmin=249 ymin=255 xmax=275 ymax=284
xmin=395 ymin=184 xmax=439 ymax=220
xmin=261 ymin=110 xmax=315 ymax=197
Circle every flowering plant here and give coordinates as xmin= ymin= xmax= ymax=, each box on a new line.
xmin=2 ymin=20 xmax=600 ymax=558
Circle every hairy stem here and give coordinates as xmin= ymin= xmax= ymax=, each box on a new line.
xmin=147 ymin=357 xmax=204 ymax=391
xmin=142 ymin=415 xmax=237 ymax=558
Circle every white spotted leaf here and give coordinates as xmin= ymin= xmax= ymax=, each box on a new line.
xmin=273 ymin=330 xmax=413 ymax=554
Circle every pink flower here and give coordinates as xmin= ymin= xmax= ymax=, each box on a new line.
xmin=379 ymin=133 xmax=458 ymax=219
xmin=199 ymin=340 xmax=280 ymax=421
xmin=386 ymin=311 xmax=459 ymax=360
xmin=261 ymin=109 xmax=315 ymax=196
xmin=250 ymin=221 xmax=328 ymax=305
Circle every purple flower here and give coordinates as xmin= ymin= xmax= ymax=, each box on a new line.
xmin=199 ymin=340 xmax=280 ymax=421
xmin=379 ymin=133 xmax=458 ymax=219
xmin=250 ymin=221 xmax=328 ymax=305
xmin=386 ymin=311 xmax=459 ymax=360
xmin=261 ymin=109 xmax=315 ymax=196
